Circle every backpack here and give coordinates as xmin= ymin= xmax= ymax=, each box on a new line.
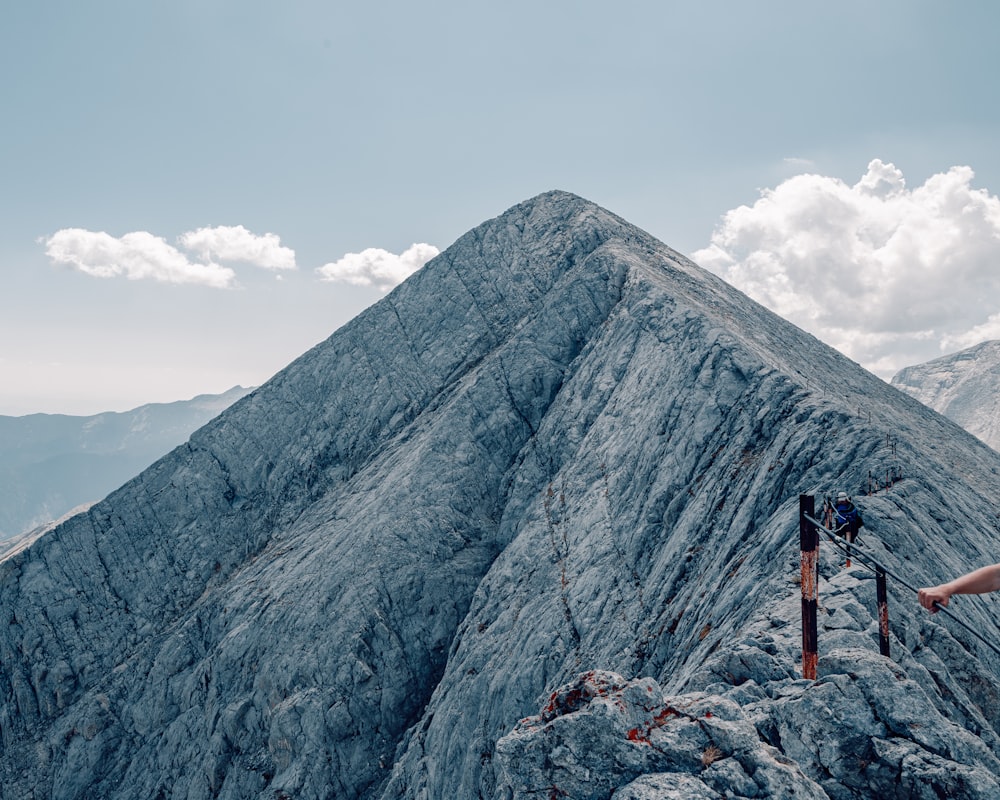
xmin=835 ymin=500 xmax=864 ymax=529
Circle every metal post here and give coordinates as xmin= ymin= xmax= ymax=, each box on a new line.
xmin=800 ymin=494 xmax=818 ymax=680
xmin=876 ymin=567 xmax=890 ymax=657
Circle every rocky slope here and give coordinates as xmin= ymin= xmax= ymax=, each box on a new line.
xmin=3 ymin=192 xmax=1000 ymax=799
xmin=0 ymin=386 xmax=252 ymax=540
xmin=892 ymin=340 xmax=1000 ymax=451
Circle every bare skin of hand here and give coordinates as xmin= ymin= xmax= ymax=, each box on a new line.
xmin=918 ymin=585 xmax=951 ymax=612
xmin=918 ymin=564 xmax=1000 ymax=613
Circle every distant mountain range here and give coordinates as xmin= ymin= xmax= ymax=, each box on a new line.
xmin=0 ymin=385 xmax=253 ymax=541
xmin=891 ymin=340 xmax=1000 ymax=451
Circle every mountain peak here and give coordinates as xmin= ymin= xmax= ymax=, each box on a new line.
xmin=892 ymin=339 xmax=1000 ymax=449
xmin=3 ymin=194 xmax=1000 ymax=799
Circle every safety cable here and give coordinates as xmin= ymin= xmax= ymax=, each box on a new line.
xmin=801 ymin=512 xmax=1000 ymax=659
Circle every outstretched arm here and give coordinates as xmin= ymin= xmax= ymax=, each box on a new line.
xmin=918 ymin=564 xmax=1000 ymax=612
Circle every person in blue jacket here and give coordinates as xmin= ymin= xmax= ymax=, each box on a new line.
xmin=833 ymin=491 xmax=862 ymax=540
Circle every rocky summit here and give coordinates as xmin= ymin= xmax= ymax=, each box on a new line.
xmin=4 ymin=192 xmax=1000 ymax=799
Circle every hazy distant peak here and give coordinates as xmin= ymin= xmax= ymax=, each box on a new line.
xmin=0 ymin=386 xmax=254 ymax=541
xmin=892 ymin=339 xmax=1000 ymax=450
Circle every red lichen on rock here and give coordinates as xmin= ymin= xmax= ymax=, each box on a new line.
xmin=626 ymin=727 xmax=648 ymax=744
xmin=652 ymin=707 xmax=678 ymax=727
xmin=540 ymin=671 xmax=627 ymax=722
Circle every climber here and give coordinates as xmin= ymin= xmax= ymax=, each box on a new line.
xmin=833 ymin=491 xmax=863 ymax=541
xmin=918 ymin=564 xmax=1000 ymax=613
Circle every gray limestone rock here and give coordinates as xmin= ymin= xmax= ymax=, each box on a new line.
xmin=892 ymin=339 xmax=1000 ymax=451
xmin=492 ymin=670 xmax=826 ymax=799
xmin=4 ymin=192 xmax=1000 ymax=799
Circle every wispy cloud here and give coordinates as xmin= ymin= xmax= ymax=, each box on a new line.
xmin=692 ymin=159 xmax=1000 ymax=378
xmin=782 ymin=157 xmax=816 ymax=169
xmin=316 ymin=243 xmax=439 ymax=291
xmin=44 ymin=225 xmax=298 ymax=288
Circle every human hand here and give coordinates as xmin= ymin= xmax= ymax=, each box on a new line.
xmin=918 ymin=585 xmax=950 ymax=613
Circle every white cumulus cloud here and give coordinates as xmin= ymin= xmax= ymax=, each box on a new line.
xmin=316 ymin=243 xmax=440 ymax=291
xmin=44 ymin=229 xmax=237 ymax=289
xmin=44 ymin=223 xmax=299 ymax=288
xmin=179 ymin=225 xmax=296 ymax=270
xmin=692 ymin=159 xmax=1000 ymax=378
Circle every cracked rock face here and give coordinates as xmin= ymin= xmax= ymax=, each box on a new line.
xmin=4 ymin=192 xmax=1000 ymax=799
xmin=494 ymin=670 xmax=827 ymax=800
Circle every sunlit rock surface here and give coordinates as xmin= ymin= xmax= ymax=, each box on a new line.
xmin=3 ymin=192 xmax=1000 ymax=799
xmin=892 ymin=339 xmax=1000 ymax=451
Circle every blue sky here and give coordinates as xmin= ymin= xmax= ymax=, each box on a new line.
xmin=3 ymin=1 xmax=1000 ymax=414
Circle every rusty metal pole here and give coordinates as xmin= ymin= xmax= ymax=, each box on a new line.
xmin=876 ymin=567 xmax=890 ymax=657
xmin=800 ymin=494 xmax=818 ymax=679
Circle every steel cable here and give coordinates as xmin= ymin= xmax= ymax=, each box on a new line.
xmin=801 ymin=512 xmax=1000 ymax=658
